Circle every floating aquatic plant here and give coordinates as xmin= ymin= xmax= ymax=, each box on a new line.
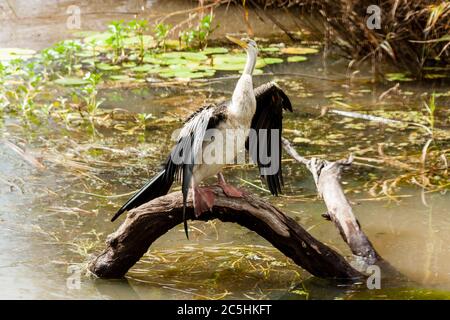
xmin=106 ymin=20 xmax=127 ymax=63
xmin=179 ymin=14 xmax=219 ymax=50
xmin=154 ymin=22 xmax=172 ymax=51
xmin=127 ymin=19 xmax=150 ymax=63
xmin=287 ymin=56 xmax=308 ymax=62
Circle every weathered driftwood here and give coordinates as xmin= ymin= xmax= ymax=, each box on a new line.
xmin=282 ymin=137 xmax=398 ymax=274
xmin=89 ymin=186 xmax=363 ymax=280
xmin=282 ymin=138 xmax=379 ymax=264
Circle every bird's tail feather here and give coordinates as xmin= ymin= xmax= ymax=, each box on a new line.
xmin=111 ymin=169 xmax=173 ymax=222
xmin=182 ymin=163 xmax=193 ymax=239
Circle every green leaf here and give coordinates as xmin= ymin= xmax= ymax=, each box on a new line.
xmin=281 ymin=47 xmax=319 ymax=55
xmin=201 ymin=47 xmax=228 ymax=55
xmin=424 ymin=73 xmax=448 ymax=79
xmin=260 ymin=47 xmax=280 ymax=52
xmin=262 ymin=57 xmax=283 ymax=64
xmin=122 ymin=62 xmax=137 ymax=68
xmin=157 ymin=52 xmax=208 ymax=61
xmin=385 ymin=72 xmax=414 ymax=82
xmin=143 ymin=55 xmax=163 ymax=64
xmin=211 ymin=53 xmax=267 ymax=70
xmin=159 ymin=58 xmax=190 ymax=65
xmin=287 ymin=56 xmax=308 ymax=62
xmin=96 ymin=63 xmax=121 ymax=71
xmin=129 ymin=64 xmax=160 ymax=73
xmin=110 ymin=75 xmax=134 ymax=82
xmin=75 ymin=50 xmax=100 ymax=58
xmin=158 ymin=69 xmax=215 ymax=79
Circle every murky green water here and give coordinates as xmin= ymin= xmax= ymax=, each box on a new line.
xmin=1 ymin=1 xmax=450 ymax=300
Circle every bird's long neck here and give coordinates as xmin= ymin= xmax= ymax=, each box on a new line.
xmin=230 ymin=49 xmax=257 ymax=118
xmin=242 ymin=48 xmax=257 ymax=76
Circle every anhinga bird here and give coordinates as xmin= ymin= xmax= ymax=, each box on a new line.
xmin=111 ymin=37 xmax=292 ymax=238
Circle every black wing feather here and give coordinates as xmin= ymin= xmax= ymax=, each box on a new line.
xmin=169 ymin=102 xmax=227 ymax=238
xmin=111 ymin=102 xmax=224 ymax=229
xmin=248 ymin=82 xmax=293 ymax=195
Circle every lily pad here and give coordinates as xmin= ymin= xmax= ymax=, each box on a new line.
xmin=110 ymin=75 xmax=134 ymax=82
xmin=96 ymin=63 xmax=121 ymax=71
xmin=212 ymin=53 xmax=247 ymax=64
xmin=287 ymin=56 xmax=308 ymax=63
xmin=201 ymin=47 xmax=229 ymax=55
xmin=122 ymin=62 xmax=137 ymax=68
xmin=143 ymin=55 xmax=163 ymax=64
xmin=157 ymin=52 xmax=208 ymax=61
xmin=212 ymin=63 xmax=245 ymax=71
xmin=75 ymin=50 xmax=100 ymax=58
xmin=180 ymin=52 xmax=209 ymax=61
xmin=385 ymin=72 xmax=414 ymax=82
xmin=260 ymin=47 xmax=280 ymax=53
xmin=129 ymin=64 xmax=160 ymax=73
xmin=281 ymin=47 xmax=319 ymax=55
xmin=212 ymin=54 xmax=267 ymax=70
xmin=423 ymin=66 xmax=450 ymax=71
xmin=192 ymin=65 xmax=214 ymax=72
xmin=159 ymin=69 xmax=215 ymax=79
xmin=262 ymin=57 xmax=283 ymax=64
xmin=54 ymin=77 xmax=89 ymax=86
xmin=159 ymin=58 xmax=190 ymax=65
xmin=424 ymin=73 xmax=448 ymax=79
xmin=167 ymin=64 xmax=194 ymax=71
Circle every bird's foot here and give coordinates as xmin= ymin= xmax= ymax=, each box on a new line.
xmin=217 ymin=173 xmax=244 ymax=198
xmin=193 ymin=187 xmax=215 ymax=218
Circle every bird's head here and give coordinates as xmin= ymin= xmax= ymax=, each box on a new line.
xmin=226 ymin=36 xmax=258 ymax=56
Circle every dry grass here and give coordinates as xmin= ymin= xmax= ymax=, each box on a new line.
xmin=250 ymin=0 xmax=450 ymax=77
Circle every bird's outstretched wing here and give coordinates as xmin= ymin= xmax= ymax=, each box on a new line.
xmin=247 ymin=82 xmax=293 ymax=195
xmin=166 ymin=102 xmax=228 ymax=189
xmin=166 ymin=102 xmax=228 ymax=238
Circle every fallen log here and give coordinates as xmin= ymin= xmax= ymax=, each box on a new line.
xmin=89 ymin=186 xmax=363 ymax=280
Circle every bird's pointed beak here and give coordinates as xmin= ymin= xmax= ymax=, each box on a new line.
xmin=226 ymin=35 xmax=248 ymax=49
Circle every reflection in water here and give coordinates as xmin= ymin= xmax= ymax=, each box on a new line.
xmin=93 ymin=278 xmax=141 ymax=300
